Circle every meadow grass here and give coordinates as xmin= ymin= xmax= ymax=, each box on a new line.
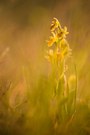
xmin=0 ymin=18 xmax=90 ymax=135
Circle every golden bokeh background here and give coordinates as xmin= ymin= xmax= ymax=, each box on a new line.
xmin=0 ymin=0 xmax=90 ymax=97
xmin=0 ymin=0 xmax=90 ymax=134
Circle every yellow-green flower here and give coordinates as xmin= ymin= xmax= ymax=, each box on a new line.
xmin=46 ymin=18 xmax=71 ymax=64
xmin=50 ymin=18 xmax=61 ymax=32
xmin=47 ymin=18 xmax=69 ymax=48
xmin=47 ymin=32 xmax=58 ymax=47
xmin=59 ymin=38 xmax=69 ymax=49
xmin=59 ymin=39 xmax=72 ymax=58
xmin=57 ymin=26 xmax=69 ymax=39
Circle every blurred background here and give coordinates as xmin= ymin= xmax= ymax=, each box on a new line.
xmin=0 ymin=0 xmax=90 ymax=134
xmin=0 ymin=0 xmax=90 ymax=97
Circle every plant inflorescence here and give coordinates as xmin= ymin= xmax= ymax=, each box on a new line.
xmin=45 ymin=18 xmax=77 ymax=130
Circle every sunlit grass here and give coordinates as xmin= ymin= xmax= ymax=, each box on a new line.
xmin=0 ymin=17 xmax=90 ymax=135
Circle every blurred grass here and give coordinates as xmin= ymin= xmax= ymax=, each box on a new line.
xmin=0 ymin=0 xmax=90 ymax=135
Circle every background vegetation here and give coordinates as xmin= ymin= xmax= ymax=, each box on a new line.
xmin=0 ymin=0 xmax=90 ymax=135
